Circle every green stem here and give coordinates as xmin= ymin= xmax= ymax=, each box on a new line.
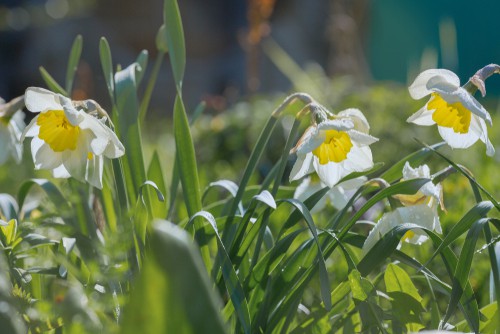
xmin=139 ymin=52 xmax=165 ymax=123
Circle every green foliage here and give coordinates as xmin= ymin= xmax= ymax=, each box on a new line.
xmin=3 ymin=0 xmax=500 ymax=333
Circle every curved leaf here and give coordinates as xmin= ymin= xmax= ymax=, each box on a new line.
xmin=189 ymin=212 xmax=251 ymax=334
xmin=122 ymin=220 xmax=228 ymax=333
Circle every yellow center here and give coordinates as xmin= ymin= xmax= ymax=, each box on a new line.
xmin=312 ymin=130 xmax=353 ymax=164
xmin=429 ymin=93 xmax=471 ymax=134
xmin=37 ymin=110 xmax=80 ymax=152
xmin=402 ymin=230 xmax=415 ymax=242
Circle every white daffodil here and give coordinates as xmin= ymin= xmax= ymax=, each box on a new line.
xmin=290 ymin=108 xmax=378 ymax=188
xmin=22 ymin=87 xmax=125 ymax=189
xmin=294 ymin=174 xmax=366 ymax=213
xmin=0 ymin=96 xmax=25 ymax=164
xmin=362 ymin=162 xmax=443 ymax=255
xmin=407 ymin=68 xmax=494 ymax=156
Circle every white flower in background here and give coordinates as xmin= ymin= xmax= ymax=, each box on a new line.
xmin=0 ymin=96 xmax=25 ymax=164
xmin=362 ymin=162 xmax=443 ymax=255
xmin=21 ymin=87 xmax=125 ymax=189
xmin=290 ymin=108 xmax=378 ymax=188
xmin=294 ymin=174 xmax=367 ymax=212
xmin=407 ymin=68 xmax=494 ymax=156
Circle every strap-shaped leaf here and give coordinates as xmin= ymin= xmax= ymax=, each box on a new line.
xmin=65 ymin=34 xmax=83 ymax=94
xmin=189 ymin=212 xmax=251 ymax=334
xmin=442 ymin=218 xmax=490 ymax=329
xmin=122 ymin=220 xmax=228 ymax=333
xmin=162 ymin=0 xmax=185 ymax=90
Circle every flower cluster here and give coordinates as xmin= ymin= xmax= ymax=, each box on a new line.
xmin=288 ymin=65 xmax=497 ymax=252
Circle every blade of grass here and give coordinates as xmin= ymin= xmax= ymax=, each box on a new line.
xmin=65 ymin=34 xmax=83 ymax=94
xmin=442 ymin=218 xmax=489 ymax=329
xmin=39 ymin=67 xmax=67 ymax=96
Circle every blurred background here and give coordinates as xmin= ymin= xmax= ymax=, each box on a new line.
xmin=2 ymin=0 xmax=500 ymax=110
xmin=2 ymin=0 xmax=500 ymax=205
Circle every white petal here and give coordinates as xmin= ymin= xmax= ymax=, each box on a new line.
xmin=61 ymin=136 xmax=90 ymax=182
xmin=476 ymin=117 xmax=495 ymax=156
xmin=440 ymin=87 xmax=492 ymax=125
xmin=52 ymin=164 xmax=71 ymax=178
xmin=438 ymin=125 xmax=480 ymax=149
xmin=342 ymin=145 xmax=374 ymax=173
xmin=289 ymin=153 xmax=314 ymax=182
xmin=407 ymin=103 xmax=436 ymax=126
xmin=61 ymin=97 xmax=84 ymax=126
xmin=336 ymin=176 xmax=367 ymax=190
xmin=313 ymin=157 xmax=346 ymax=188
xmin=7 ymin=122 xmax=22 ymax=163
xmin=327 ymin=186 xmax=350 ymax=210
xmin=0 ymin=126 xmax=11 ymax=164
xmin=347 ymin=130 xmax=378 ymax=146
xmin=294 ymin=126 xmax=324 ymax=155
xmin=402 ymin=161 xmax=430 ymax=179
xmin=317 ymin=118 xmax=354 ymax=132
xmin=33 ymin=139 xmax=62 ymax=170
xmin=85 ymin=155 xmax=104 ymax=188
xmin=21 ymin=116 xmax=40 ymax=141
xmin=336 ymin=108 xmax=370 ymax=133
xmin=25 ymin=87 xmax=63 ymax=113
xmin=294 ymin=177 xmax=327 ymax=213
xmin=408 ymin=69 xmax=460 ymax=100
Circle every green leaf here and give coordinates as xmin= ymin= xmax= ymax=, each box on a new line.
xmin=253 ymin=190 xmax=276 ymax=210
xmin=0 ymin=194 xmax=18 ymax=221
xmin=278 ymin=199 xmax=331 ymax=310
xmin=190 ymin=212 xmax=251 ymax=334
xmin=0 ymin=253 xmax=26 ymax=333
xmin=442 ymin=217 xmax=490 ymax=327
xmin=338 ymin=178 xmax=431 ymax=238
xmin=222 ymin=115 xmax=278 ymax=243
xmin=162 ymin=0 xmax=186 ymax=90
xmin=426 ymin=201 xmax=493 ymax=265
xmin=349 ymin=270 xmax=368 ymax=301
xmin=39 ymin=67 xmax=68 ymax=96
xmin=203 ymin=179 xmax=244 ymax=215
xmin=99 ymin=37 xmax=115 ymax=104
xmin=135 ymin=49 xmax=149 ymax=85
xmin=65 ymin=34 xmax=83 ymax=94
xmin=147 ymin=151 xmax=168 ymax=218
xmin=17 ymin=179 xmax=69 ymax=214
xmin=115 ymin=62 xmax=148 ymax=201
xmin=122 ymin=220 xmax=228 ymax=334
xmin=380 ymin=142 xmax=446 ymax=182
xmin=173 ymin=96 xmax=202 ymax=216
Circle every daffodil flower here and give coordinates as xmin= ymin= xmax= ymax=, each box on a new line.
xmin=407 ymin=68 xmax=494 ymax=156
xmin=22 ymin=87 xmax=125 ymax=189
xmin=362 ymin=162 xmax=443 ymax=255
xmin=0 ymin=96 xmax=25 ymax=164
xmin=294 ymin=174 xmax=367 ymax=213
xmin=290 ymin=108 xmax=378 ymax=188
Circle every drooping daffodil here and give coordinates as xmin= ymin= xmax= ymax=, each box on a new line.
xmin=407 ymin=68 xmax=494 ymax=156
xmin=294 ymin=174 xmax=367 ymax=213
xmin=22 ymin=87 xmax=125 ymax=189
xmin=290 ymin=108 xmax=378 ymax=188
xmin=362 ymin=162 xmax=443 ymax=255
xmin=0 ymin=96 xmax=25 ymax=164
